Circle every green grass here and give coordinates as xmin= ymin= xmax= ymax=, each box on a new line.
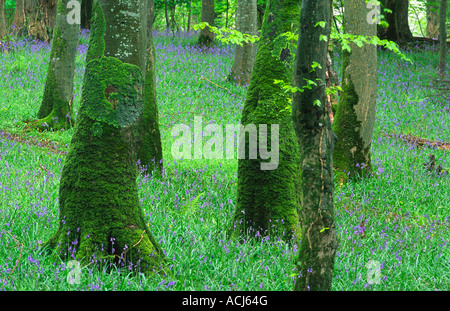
xmin=0 ymin=31 xmax=448 ymax=291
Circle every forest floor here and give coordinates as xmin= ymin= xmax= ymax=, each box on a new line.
xmin=0 ymin=30 xmax=448 ymax=290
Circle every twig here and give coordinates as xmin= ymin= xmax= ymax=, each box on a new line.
xmin=199 ymin=76 xmax=243 ymax=99
xmin=2 ymin=229 xmax=23 ymax=281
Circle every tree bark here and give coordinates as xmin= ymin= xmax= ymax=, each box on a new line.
xmin=426 ymin=0 xmax=439 ymax=39
xmin=378 ymin=0 xmax=413 ymax=43
xmin=13 ymin=0 xmax=26 ymax=35
xmin=292 ymin=0 xmax=337 ymax=291
xmin=332 ymin=0 xmax=377 ymax=181
xmin=0 ymin=0 xmax=7 ymax=40
xmin=42 ymin=0 xmax=168 ymax=276
xmin=197 ymin=0 xmax=215 ymax=47
xmin=165 ymin=0 xmax=170 ymax=30
xmin=227 ymin=0 xmax=257 ymax=86
xmin=32 ymin=0 xmax=78 ymax=131
xmin=24 ymin=0 xmax=57 ymax=42
xmin=81 ymin=0 xmax=93 ymax=29
xmin=438 ymin=0 xmax=447 ymax=75
xmin=227 ymin=0 xmax=302 ymax=242
xmin=187 ymin=0 xmax=192 ymax=31
xmin=139 ymin=0 xmax=163 ymax=174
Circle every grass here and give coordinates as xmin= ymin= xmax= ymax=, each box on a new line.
xmin=0 ymin=30 xmax=449 ymax=291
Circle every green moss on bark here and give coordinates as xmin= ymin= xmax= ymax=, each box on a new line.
xmin=227 ymin=0 xmax=302 ymax=242
xmin=42 ymin=0 xmax=169 ymax=276
xmin=332 ymin=51 xmax=372 ymax=181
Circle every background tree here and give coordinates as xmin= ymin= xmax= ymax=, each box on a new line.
xmin=197 ymin=0 xmax=215 ymax=46
xmin=31 ymin=0 xmax=78 ymax=131
xmin=0 ymin=0 xmax=7 ymax=40
xmin=426 ymin=0 xmax=439 ymax=38
xmin=332 ymin=0 xmax=378 ymax=181
xmin=292 ymin=0 xmax=337 ymax=291
xmin=42 ymin=0 xmax=168 ymax=276
xmin=81 ymin=0 xmax=93 ymax=29
xmin=138 ymin=0 xmax=163 ymax=174
xmin=378 ymin=0 xmax=413 ymax=43
xmin=227 ymin=0 xmax=302 ymax=242
xmin=12 ymin=0 xmax=26 ymax=35
xmin=227 ymin=0 xmax=257 ymax=86
xmin=438 ymin=0 xmax=447 ymax=75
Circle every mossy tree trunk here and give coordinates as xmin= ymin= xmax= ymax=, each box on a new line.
xmin=292 ymin=0 xmax=337 ymax=291
xmin=32 ymin=0 xmax=78 ymax=131
xmin=42 ymin=0 xmax=168 ymax=276
xmin=227 ymin=0 xmax=257 ymax=86
xmin=227 ymin=0 xmax=302 ymax=242
xmin=438 ymin=0 xmax=448 ymax=75
xmin=138 ymin=0 xmax=163 ymax=174
xmin=197 ymin=0 xmax=215 ymax=47
xmin=332 ymin=0 xmax=377 ymax=181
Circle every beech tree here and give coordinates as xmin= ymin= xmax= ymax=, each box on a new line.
xmin=378 ymin=0 xmax=413 ymax=43
xmin=227 ymin=0 xmax=257 ymax=86
xmin=197 ymin=0 xmax=215 ymax=47
xmin=227 ymin=0 xmax=302 ymax=242
xmin=31 ymin=0 xmax=78 ymax=131
xmin=139 ymin=0 xmax=164 ymax=173
xmin=332 ymin=0 xmax=378 ymax=181
xmin=438 ymin=0 xmax=447 ymax=75
xmin=426 ymin=0 xmax=439 ymax=39
xmin=292 ymin=0 xmax=337 ymax=291
xmin=0 ymin=0 xmax=6 ymax=41
xmin=42 ymin=0 xmax=168 ymax=276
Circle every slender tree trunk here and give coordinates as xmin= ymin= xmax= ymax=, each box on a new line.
xmin=42 ymin=0 xmax=168 ymax=276
xmin=197 ymin=0 xmax=215 ymax=47
xmin=332 ymin=0 xmax=377 ymax=181
xmin=139 ymin=0 xmax=163 ymax=174
xmin=81 ymin=0 xmax=93 ymax=29
xmin=225 ymin=0 xmax=229 ymax=28
xmin=292 ymin=0 xmax=337 ymax=291
xmin=227 ymin=0 xmax=302 ymax=242
xmin=187 ymin=0 xmax=192 ymax=31
xmin=228 ymin=0 xmax=257 ymax=86
xmin=165 ymin=1 xmax=170 ymax=30
xmin=0 ymin=0 xmax=7 ymax=40
xmin=32 ymin=0 xmax=78 ymax=131
xmin=170 ymin=3 xmax=176 ymax=31
xmin=438 ymin=0 xmax=447 ymax=75
xmin=426 ymin=0 xmax=439 ymax=39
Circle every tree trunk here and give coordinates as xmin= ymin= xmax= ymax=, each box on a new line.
xmin=24 ymin=0 xmax=57 ymax=42
xmin=13 ymin=0 xmax=26 ymax=35
xmin=292 ymin=0 xmax=337 ymax=291
xmin=227 ymin=0 xmax=302 ymax=242
xmin=227 ymin=0 xmax=257 ymax=86
xmin=165 ymin=1 xmax=170 ymax=30
xmin=378 ymin=0 xmax=413 ymax=43
xmin=197 ymin=0 xmax=215 ymax=47
xmin=332 ymin=0 xmax=377 ymax=181
xmin=438 ymin=0 xmax=447 ymax=75
xmin=139 ymin=0 xmax=163 ymax=174
xmin=187 ymin=0 xmax=192 ymax=31
xmin=426 ymin=0 xmax=439 ymax=39
xmin=256 ymin=2 xmax=265 ymax=31
xmin=81 ymin=0 xmax=93 ymax=29
xmin=0 ymin=0 xmax=7 ymax=40
xmin=42 ymin=0 xmax=168 ymax=276
xmin=32 ymin=0 xmax=78 ymax=131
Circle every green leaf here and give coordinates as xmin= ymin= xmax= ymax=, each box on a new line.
xmin=315 ymin=21 xmax=326 ymax=28
xmin=313 ymin=100 xmax=322 ymax=107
